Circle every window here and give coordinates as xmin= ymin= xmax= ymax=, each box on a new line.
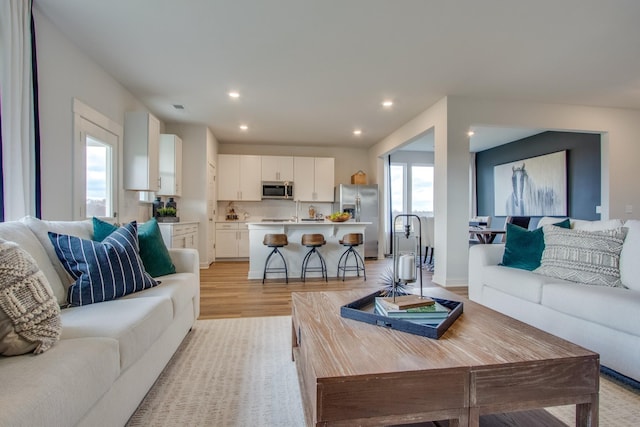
xmin=85 ymin=136 xmax=113 ymax=217
xmin=411 ymin=165 xmax=434 ymax=216
xmin=390 ymin=163 xmax=405 ymax=217
xmin=73 ymin=99 xmax=121 ymax=220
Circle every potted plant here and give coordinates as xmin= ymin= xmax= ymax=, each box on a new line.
xmin=156 ymin=206 xmax=179 ymax=223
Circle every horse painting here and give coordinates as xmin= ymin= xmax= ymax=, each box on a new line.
xmin=505 ymin=162 xmax=563 ymax=216
xmin=494 ymin=151 xmax=567 ymax=216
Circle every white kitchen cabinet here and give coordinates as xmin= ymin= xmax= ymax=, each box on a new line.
xmin=215 ymin=222 xmax=249 ymax=258
xmin=293 ymin=156 xmax=335 ymax=202
xmin=158 ymin=221 xmax=199 ymax=250
xmin=157 ymin=134 xmax=182 ymax=196
xmin=261 ymin=156 xmax=294 ymax=182
xmin=124 ymin=112 xmax=160 ymax=191
xmin=217 ymin=154 xmax=262 ymax=201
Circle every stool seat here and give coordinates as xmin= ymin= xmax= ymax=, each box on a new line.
xmin=339 ymin=233 xmax=363 ymax=245
xmin=263 ymin=233 xmax=288 ymax=247
xmin=300 ymin=234 xmax=328 ymax=282
xmin=301 ymin=233 xmax=326 ymax=246
xmin=337 ymin=233 xmax=366 ymax=281
xmin=262 ymin=234 xmax=288 ymax=284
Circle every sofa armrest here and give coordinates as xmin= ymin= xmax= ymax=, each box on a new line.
xmin=169 ymin=248 xmax=200 ymax=277
xmin=468 ymin=244 xmax=505 ymax=302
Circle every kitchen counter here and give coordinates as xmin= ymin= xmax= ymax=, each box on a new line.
xmin=247 ymin=221 xmax=371 ymax=280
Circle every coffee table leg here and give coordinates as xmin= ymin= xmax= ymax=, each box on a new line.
xmin=576 ymin=393 xmax=598 ymax=427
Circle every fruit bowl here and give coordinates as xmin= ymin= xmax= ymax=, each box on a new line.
xmin=327 ymin=213 xmax=351 ymax=222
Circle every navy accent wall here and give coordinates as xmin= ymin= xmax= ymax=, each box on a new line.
xmin=476 ymin=131 xmax=601 ymax=225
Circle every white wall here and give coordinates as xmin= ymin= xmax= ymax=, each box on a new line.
xmin=367 ymin=95 xmax=640 ymax=286
xmin=34 ymin=8 xmax=152 ymax=221
xmin=165 ymin=123 xmax=217 ymax=267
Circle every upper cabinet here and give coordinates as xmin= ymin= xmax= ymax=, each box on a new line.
xmin=157 ymin=134 xmax=183 ymax=196
xmin=293 ymin=157 xmax=335 ymax=202
xmin=124 ymin=112 xmax=160 ymax=191
xmin=261 ymin=156 xmax=294 ymax=182
xmin=218 ymin=154 xmax=262 ymax=201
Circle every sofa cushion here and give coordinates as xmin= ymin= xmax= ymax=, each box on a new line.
xmin=49 ymin=222 xmax=158 ymax=306
xmin=620 ymin=219 xmax=640 ymax=291
xmin=0 ymin=220 xmax=67 ymax=306
xmin=60 ymin=296 xmax=173 ymax=370
xmin=535 ymin=225 xmax=627 ymax=288
xmin=122 ymin=272 xmax=196 ymax=317
xmin=502 ymin=219 xmax=570 ymax=271
xmin=93 ymin=217 xmax=176 ymax=278
xmin=0 ymin=239 xmax=61 ymax=355
xmin=480 ymin=265 xmax=574 ymax=303
xmin=542 ymin=283 xmax=640 ymax=337
xmin=571 ymin=218 xmax=624 ymax=231
xmin=0 ymin=337 xmax=120 ymax=427
xmin=20 ymin=216 xmax=93 ymax=290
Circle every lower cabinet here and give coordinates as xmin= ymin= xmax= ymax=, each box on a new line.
xmin=158 ymin=222 xmax=199 ymax=250
xmin=215 ymin=222 xmax=249 ymax=258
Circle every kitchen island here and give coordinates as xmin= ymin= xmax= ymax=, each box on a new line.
xmin=247 ymin=220 xmax=371 ymax=280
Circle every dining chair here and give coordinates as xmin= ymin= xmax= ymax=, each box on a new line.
xmin=506 ymin=216 xmax=531 ymax=229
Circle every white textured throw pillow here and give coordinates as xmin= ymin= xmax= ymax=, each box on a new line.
xmin=0 ymin=239 xmax=61 ymax=355
xmin=534 ymin=225 xmax=627 ymax=288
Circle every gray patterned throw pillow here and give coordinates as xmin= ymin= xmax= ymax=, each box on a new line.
xmin=0 ymin=239 xmax=61 ymax=355
xmin=534 ymin=225 xmax=628 ymax=288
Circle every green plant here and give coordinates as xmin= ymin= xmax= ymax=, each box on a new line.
xmin=157 ymin=207 xmax=177 ymax=217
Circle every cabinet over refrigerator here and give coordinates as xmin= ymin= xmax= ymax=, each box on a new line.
xmin=334 ymin=184 xmax=378 ymax=258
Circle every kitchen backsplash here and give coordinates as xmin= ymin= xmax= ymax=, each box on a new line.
xmin=218 ymin=200 xmax=333 ymax=221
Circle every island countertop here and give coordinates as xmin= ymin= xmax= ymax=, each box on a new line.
xmin=247 ymin=221 xmax=370 ymax=280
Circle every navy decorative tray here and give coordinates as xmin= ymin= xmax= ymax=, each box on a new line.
xmin=340 ymin=290 xmax=463 ymax=339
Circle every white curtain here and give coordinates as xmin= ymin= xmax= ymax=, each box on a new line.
xmin=0 ymin=0 xmax=37 ymax=220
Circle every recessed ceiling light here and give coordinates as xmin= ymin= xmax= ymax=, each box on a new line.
xmin=239 ymin=124 xmax=249 ymax=131
xmin=382 ymin=100 xmax=393 ymax=107
xmin=467 ymin=131 xmax=475 ymax=137
xmin=353 ymin=129 xmax=362 ymax=136
xmin=228 ymin=91 xmax=240 ymax=98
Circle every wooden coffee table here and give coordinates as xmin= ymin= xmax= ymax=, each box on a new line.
xmin=291 ymin=289 xmax=598 ymax=426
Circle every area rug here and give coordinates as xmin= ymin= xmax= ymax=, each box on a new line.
xmin=127 ymin=316 xmax=640 ymax=426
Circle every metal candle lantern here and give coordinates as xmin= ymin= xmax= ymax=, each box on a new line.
xmin=392 ymin=214 xmax=424 ymax=301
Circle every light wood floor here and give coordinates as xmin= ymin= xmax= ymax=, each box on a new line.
xmin=199 ymin=258 xmax=467 ymax=319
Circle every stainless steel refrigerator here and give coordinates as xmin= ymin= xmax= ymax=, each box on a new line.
xmin=334 ymin=184 xmax=379 ymax=258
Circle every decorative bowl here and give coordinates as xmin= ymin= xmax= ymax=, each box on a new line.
xmin=327 ymin=214 xmax=351 ymax=222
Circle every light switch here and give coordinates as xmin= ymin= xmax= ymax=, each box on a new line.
xmin=625 ymin=205 xmax=633 ymax=214
xmin=595 ymin=205 xmax=601 ymax=214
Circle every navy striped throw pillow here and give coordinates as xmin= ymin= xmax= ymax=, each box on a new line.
xmin=48 ymin=221 xmax=158 ymax=306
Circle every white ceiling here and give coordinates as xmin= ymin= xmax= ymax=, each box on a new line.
xmin=35 ymin=0 xmax=640 ymax=150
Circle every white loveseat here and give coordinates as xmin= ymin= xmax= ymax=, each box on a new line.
xmin=469 ymin=217 xmax=640 ymax=383
xmin=0 ymin=217 xmax=200 ymax=426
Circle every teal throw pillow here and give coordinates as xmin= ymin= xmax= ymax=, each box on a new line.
xmin=138 ymin=218 xmax=176 ymax=277
xmin=49 ymin=222 xmax=158 ymax=306
xmin=92 ymin=217 xmax=118 ymax=241
xmin=93 ymin=217 xmax=176 ymax=277
xmin=501 ymin=219 xmax=571 ymax=271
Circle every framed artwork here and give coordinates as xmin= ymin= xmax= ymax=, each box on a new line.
xmin=494 ymin=151 xmax=567 ymax=216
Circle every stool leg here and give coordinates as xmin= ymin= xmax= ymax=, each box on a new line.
xmin=301 ymin=247 xmax=313 ymax=282
xmin=263 ymin=247 xmax=278 ymax=284
xmin=317 ymin=249 xmax=328 ymax=282
xmin=353 ymin=247 xmax=366 ymax=281
xmin=337 ymin=247 xmax=349 ymax=279
xmin=275 ymin=247 xmax=288 ymax=284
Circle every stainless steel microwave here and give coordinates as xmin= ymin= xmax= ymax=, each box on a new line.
xmin=262 ymin=181 xmax=294 ymax=200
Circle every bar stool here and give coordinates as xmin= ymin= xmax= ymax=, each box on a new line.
xmin=336 ymin=233 xmax=366 ymax=281
xmin=300 ymin=233 xmax=328 ymax=282
xmin=262 ymin=234 xmax=288 ymax=284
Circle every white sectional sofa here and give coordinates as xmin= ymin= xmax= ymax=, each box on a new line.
xmin=469 ymin=217 xmax=640 ymax=383
xmin=0 ymin=217 xmax=200 ymax=426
